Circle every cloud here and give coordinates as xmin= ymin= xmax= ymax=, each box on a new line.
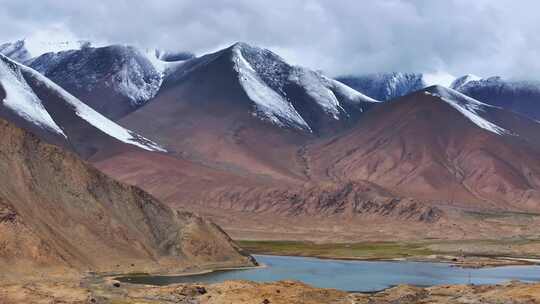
xmin=0 ymin=0 xmax=539 ymax=79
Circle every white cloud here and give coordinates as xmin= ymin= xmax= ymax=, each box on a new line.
xmin=0 ymin=0 xmax=539 ymax=79
xmin=423 ymin=72 xmax=457 ymax=87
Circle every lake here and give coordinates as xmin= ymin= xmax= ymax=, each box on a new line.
xmin=118 ymin=255 xmax=540 ymax=292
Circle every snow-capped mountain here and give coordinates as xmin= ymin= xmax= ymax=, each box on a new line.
xmin=308 ymin=84 xmax=540 ymax=212
xmin=454 ymin=77 xmax=540 ymax=121
xmin=0 ymin=53 xmax=164 ymax=157
xmin=0 ymin=39 xmax=91 ymax=63
xmin=0 ymin=40 xmax=32 ymax=63
xmin=337 ymin=73 xmax=540 ymax=122
xmin=449 ymin=74 xmax=482 ymax=90
xmin=163 ymin=42 xmax=377 ymax=133
xmin=26 ymin=45 xmax=172 ymax=119
xmin=336 ymin=73 xmax=425 ymax=101
xmin=1 ymin=39 xmax=192 ymax=120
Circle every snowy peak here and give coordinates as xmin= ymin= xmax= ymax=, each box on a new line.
xmin=231 ymin=43 xmax=311 ymax=131
xmin=0 ymin=40 xmax=32 ymax=63
xmin=231 ymin=42 xmax=290 ymax=94
xmin=0 ymin=39 xmax=93 ymax=63
xmin=336 ymin=73 xmax=427 ymax=101
xmin=337 ymin=72 xmax=475 ymax=101
xmin=452 ymin=76 xmax=540 ymax=121
xmin=229 ymin=42 xmax=377 ymax=132
xmin=0 ymin=54 xmax=165 ymax=152
xmin=423 ymin=85 xmax=508 ymax=135
xmin=450 ymin=74 xmax=482 ymax=90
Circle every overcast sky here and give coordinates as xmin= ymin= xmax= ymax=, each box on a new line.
xmin=1 ymin=0 xmax=538 ymax=79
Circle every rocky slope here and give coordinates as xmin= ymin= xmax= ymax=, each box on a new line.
xmin=0 ymin=118 xmax=254 ymax=276
xmin=193 ymin=181 xmax=443 ymax=222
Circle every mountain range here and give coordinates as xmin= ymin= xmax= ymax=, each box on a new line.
xmin=2 ymin=39 xmax=540 ymax=243
xmin=338 ymin=72 xmax=540 ymax=121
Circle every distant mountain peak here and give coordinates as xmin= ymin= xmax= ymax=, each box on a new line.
xmin=450 ymin=74 xmax=482 ymax=90
xmin=336 ymin=72 xmax=426 ymax=101
xmin=0 ymin=40 xmax=32 ymax=62
xmin=0 ymin=39 xmax=95 ymax=63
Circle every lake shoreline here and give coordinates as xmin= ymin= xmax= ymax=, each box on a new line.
xmin=259 ymin=252 xmax=538 ymax=268
xmin=112 ymin=254 xmax=540 ymax=292
xmin=238 ymin=239 xmax=540 ymax=269
xmin=4 ymin=256 xmax=540 ymax=302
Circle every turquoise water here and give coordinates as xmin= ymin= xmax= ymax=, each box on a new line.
xmin=118 ymin=255 xmax=540 ymax=292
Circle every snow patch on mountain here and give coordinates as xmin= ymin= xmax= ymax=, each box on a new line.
xmin=288 ymin=69 xmax=343 ymax=119
xmin=113 ymin=52 xmax=163 ymax=106
xmin=232 ymin=44 xmax=311 ymax=131
xmin=327 ymin=77 xmax=379 ymax=104
xmin=0 ymin=55 xmax=65 ymax=135
xmin=231 ymin=42 xmax=377 ymax=131
xmin=425 ymin=85 xmax=508 ymax=135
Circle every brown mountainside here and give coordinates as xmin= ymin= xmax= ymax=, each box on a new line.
xmin=0 ymin=118 xmax=254 ymax=277
xmin=309 ymin=86 xmax=540 ymax=212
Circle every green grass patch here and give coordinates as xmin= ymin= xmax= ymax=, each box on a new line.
xmin=464 ymin=210 xmax=540 ymax=220
xmin=237 ymin=240 xmax=435 ymax=260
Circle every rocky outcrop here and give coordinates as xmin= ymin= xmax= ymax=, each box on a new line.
xmin=197 ymin=181 xmax=443 ymax=223
xmin=3 ymin=278 xmax=540 ymax=304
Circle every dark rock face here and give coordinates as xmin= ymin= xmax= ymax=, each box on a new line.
xmin=197 ymin=181 xmax=444 ymax=223
xmin=0 ymin=83 xmax=5 ymax=101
